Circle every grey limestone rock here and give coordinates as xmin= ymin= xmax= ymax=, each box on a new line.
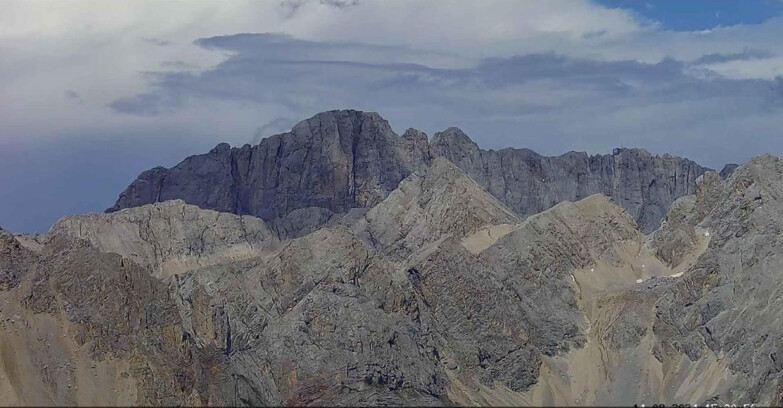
xmin=0 ymin=228 xmax=34 ymax=290
xmin=51 ymin=199 xmax=278 ymax=277
xmin=108 ymin=110 xmax=432 ymax=227
xmin=430 ymin=127 xmax=709 ymax=233
xmin=110 ymin=110 xmax=707 ymax=235
xmin=19 ymin=109 xmax=783 ymax=407
xmin=651 ymin=155 xmax=783 ymax=405
xmin=171 ymin=226 xmax=450 ymax=406
xmin=271 ymin=206 xmax=336 ymax=240
xmin=650 ymin=171 xmax=723 ymax=267
xmin=719 ymin=163 xmax=739 ymax=179
xmin=17 ymin=235 xmax=235 ymax=406
xmin=6 ymin=153 xmax=783 ymax=406
xmin=354 ymin=156 xmax=521 ymax=259
xmin=479 ymin=194 xmax=641 ymax=356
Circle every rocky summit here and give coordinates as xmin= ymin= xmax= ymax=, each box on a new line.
xmin=109 ymin=110 xmax=708 ymax=234
xmin=3 ymin=110 xmax=783 ymax=406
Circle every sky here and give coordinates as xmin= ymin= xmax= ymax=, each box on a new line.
xmin=2 ymin=0 xmax=783 ymax=233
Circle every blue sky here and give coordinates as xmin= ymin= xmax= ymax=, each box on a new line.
xmin=596 ymin=0 xmax=783 ymax=30
xmin=2 ymin=0 xmax=783 ymax=232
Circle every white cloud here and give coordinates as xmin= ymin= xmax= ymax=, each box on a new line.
xmin=273 ymin=0 xmax=646 ymax=55
xmin=0 ymin=0 xmax=783 ymax=150
xmin=701 ymin=56 xmax=783 ymax=80
xmin=0 ymin=0 xmax=780 ymax=149
xmin=3 ymin=0 xmax=783 ymax=232
xmin=0 ymin=0 xmax=779 ymax=151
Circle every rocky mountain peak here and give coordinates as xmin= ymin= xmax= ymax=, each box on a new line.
xmin=430 ymin=126 xmax=477 ymax=148
xmin=109 ymin=109 xmax=709 ymax=234
xmin=55 ymin=199 xmax=278 ymax=278
xmin=426 ymin=155 xmax=477 ymax=180
xmin=744 ymin=153 xmax=780 ymax=170
xmin=287 ymin=109 xmax=394 ymax=144
xmin=719 ymin=163 xmax=739 ymax=179
xmin=210 ymin=142 xmax=232 ymax=154
xmin=6 ymin=134 xmax=783 ymax=405
xmin=354 ymin=156 xmax=520 ymax=259
xmin=429 ymin=127 xmax=481 ymax=162
xmin=108 ymin=109 xmax=431 ymax=228
xmin=401 ymin=127 xmax=429 ymax=147
xmin=0 ymin=226 xmax=33 ymax=291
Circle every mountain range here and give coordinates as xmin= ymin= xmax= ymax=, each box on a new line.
xmin=108 ymin=110 xmax=711 ymax=234
xmin=2 ymin=110 xmax=779 ymax=406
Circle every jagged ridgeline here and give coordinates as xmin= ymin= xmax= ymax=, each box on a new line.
xmin=5 ymin=110 xmax=783 ymax=406
xmin=108 ymin=110 xmax=708 ymax=234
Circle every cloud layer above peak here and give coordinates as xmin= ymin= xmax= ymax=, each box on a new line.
xmin=2 ymin=0 xmax=783 ymax=232
xmin=109 ymin=31 xmax=783 ymax=166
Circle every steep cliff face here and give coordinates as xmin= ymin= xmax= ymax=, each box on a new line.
xmin=6 ymin=153 xmax=783 ymax=406
xmin=650 ymin=155 xmax=783 ymax=406
xmin=108 ymin=110 xmax=432 ymax=222
xmin=0 ymin=229 xmax=33 ymax=291
xmin=109 ymin=110 xmax=707 ymax=236
xmin=430 ymin=127 xmax=708 ymax=233
xmin=719 ymin=163 xmax=739 ymax=179
xmin=0 ymin=158 xmax=653 ymax=406
xmin=650 ymin=171 xmax=723 ymax=268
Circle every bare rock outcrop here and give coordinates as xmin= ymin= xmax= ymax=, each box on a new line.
xmin=652 ymin=155 xmax=783 ymax=406
xmin=430 ymin=127 xmax=708 ymax=233
xmin=180 ymin=227 xmax=448 ymax=406
xmin=402 ymin=193 xmax=646 ymax=403
xmin=1 ymin=234 xmax=237 ymax=405
xmin=354 ymin=157 xmax=521 ymax=259
xmin=719 ymin=163 xmax=739 ymax=179
xmin=51 ymin=200 xmax=278 ymax=277
xmin=14 ymin=103 xmax=783 ymax=406
xmin=0 ymin=228 xmax=34 ymax=290
xmin=108 ymin=110 xmax=432 ymax=226
xmin=479 ymin=194 xmax=641 ymax=355
xmin=6 ymin=154 xmax=783 ymax=406
xmin=109 ymin=110 xmax=707 ymax=235
xmin=650 ymin=171 xmax=723 ymax=267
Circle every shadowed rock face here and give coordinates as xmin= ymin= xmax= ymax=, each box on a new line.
xmin=719 ymin=163 xmax=739 ymax=179
xmin=0 ymin=229 xmax=34 ymax=290
xmin=430 ymin=127 xmax=708 ymax=233
xmin=0 ymin=155 xmax=648 ymax=406
xmin=650 ymin=171 xmax=723 ymax=268
xmin=108 ymin=110 xmax=433 ymax=223
xmin=109 ymin=110 xmax=707 ymax=235
xmin=5 ymin=152 xmax=783 ymax=406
